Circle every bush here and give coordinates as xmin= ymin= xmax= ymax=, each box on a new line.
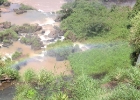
xmin=12 ymin=51 xmax=22 ymax=60
xmin=19 ymin=3 xmax=35 ymax=10
xmin=60 ymin=0 xmax=130 ymax=40
xmin=14 ymin=84 xmax=38 ymax=100
xmin=23 ymin=69 xmax=36 ymax=83
xmin=37 ymin=70 xmax=54 ymax=85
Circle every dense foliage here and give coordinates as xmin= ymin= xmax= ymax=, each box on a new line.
xmin=60 ymin=0 xmax=130 ymax=41
xmin=0 ymin=0 xmax=7 ymax=5
xmin=129 ymin=0 xmax=140 ymax=18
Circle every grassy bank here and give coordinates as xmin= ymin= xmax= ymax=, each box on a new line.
xmin=13 ymin=42 xmax=140 ymax=100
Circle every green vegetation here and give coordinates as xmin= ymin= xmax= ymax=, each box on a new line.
xmin=0 ymin=28 xmax=19 ymax=43
xmin=128 ymin=0 xmax=140 ymax=18
xmin=47 ymin=40 xmax=72 ymax=50
xmin=0 ymin=59 xmax=19 ymax=80
xmin=60 ymin=0 xmax=130 ymax=41
xmin=68 ymin=43 xmax=131 ymax=75
xmin=19 ymin=3 xmax=35 ymax=10
xmin=0 ymin=0 xmax=7 ymax=5
xmin=2 ymin=0 xmax=140 ymax=100
xmin=12 ymin=51 xmax=22 ymax=60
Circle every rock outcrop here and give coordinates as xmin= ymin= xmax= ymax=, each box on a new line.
xmin=3 ymin=2 xmax=10 ymax=7
xmin=14 ymin=9 xmax=27 ymax=14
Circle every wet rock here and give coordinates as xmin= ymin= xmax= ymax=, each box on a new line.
xmin=41 ymin=30 xmax=45 ymax=34
xmin=47 ymin=38 xmax=55 ymax=42
xmin=3 ymin=2 xmax=10 ymax=7
xmin=47 ymin=49 xmax=56 ymax=57
xmin=15 ymin=10 xmax=27 ymax=15
xmin=2 ymin=22 xmax=11 ymax=29
xmin=0 ymin=24 xmax=4 ymax=28
xmin=3 ymin=43 xmax=11 ymax=47
xmin=35 ymin=26 xmax=42 ymax=32
xmin=3 ymin=40 xmax=13 ymax=47
xmin=72 ymin=45 xmax=82 ymax=53
xmin=14 ymin=9 xmax=27 ymax=14
xmin=11 ymin=64 xmax=20 ymax=70
xmin=55 ymin=15 xmax=62 ymax=22
xmin=48 ymin=30 xmax=58 ymax=39
xmin=22 ymin=35 xmax=44 ymax=50
xmin=47 ymin=46 xmax=73 ymax=61
xmin=54 ymin=26 xmax=65 ymax=36
xmin=16 ymin=48 xmax=23 ymax=53
xmin=17 ymin=24 xmax=40 ymax=33
xmin=56 ymin=54 xmax=65 ymax=61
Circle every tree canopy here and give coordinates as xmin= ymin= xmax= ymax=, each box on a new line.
xmin=60 ymin=0 xmax=130 ymax=40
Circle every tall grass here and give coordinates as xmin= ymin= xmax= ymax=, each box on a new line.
xmin=68 ymin=42 xmax=132 ymax=76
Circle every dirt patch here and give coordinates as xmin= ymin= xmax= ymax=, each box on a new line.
xmin=101 ymin=81 xmax=118 ymax=89
xmin=90 ymin=72 xmax=107 ymax=80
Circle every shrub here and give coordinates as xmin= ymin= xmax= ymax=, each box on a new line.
xmin=14 ymin=84 xmax=38 ymax=100
xmin=37 ymin=70 xmax=54 ymax=85
xmin=19 ymin=3 xmax=34 ymax=10
xmin=23 ymin=69 xmax=36 ymax=83
xmin=12 ymin=51 xmax=22 ymax=60
xmin=51 ymin=92 xmax=68 ymax=100
xmin=60 ymin=0 xmax=130 ymax=40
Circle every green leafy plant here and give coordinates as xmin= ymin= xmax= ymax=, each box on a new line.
xmin=23 ymin=69 xmax=36 ymax=82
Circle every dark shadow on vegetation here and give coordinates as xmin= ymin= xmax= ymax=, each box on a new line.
xmin=130 ymin=51 xmax=139 ymax=66
xmin=90 ymin=72 xmax=107 ymax=80
xmin=101 ymin=81 xmax=118 ymax=89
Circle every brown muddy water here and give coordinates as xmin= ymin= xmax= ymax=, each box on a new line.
xmin=0 ymin=41 xmax=41 ymax=56
xmin=0 ymin=10 xmax=55 ymax=25
xmin=8 ymin=0 xmax=66 ymax=12
xmin=19 ymin=57 xmax=71 ymax=75
xmin=0 ymin=0 xmax=71 ymax=99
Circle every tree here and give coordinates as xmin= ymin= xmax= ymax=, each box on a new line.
xmin=0 ymin=0 xmax=4 ymax=4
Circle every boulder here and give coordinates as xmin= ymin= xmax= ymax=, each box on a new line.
xmin=47 ymin=38 xmax=55 ymax=42
xmin=72 ymin=45 xmax=82 ymax=53
xmin=2 ymin=42 xmax=12 ymax=47
xmin=48 ymin=30 xmax=58 ymax=39
xmin=3 ymin=22 xmax=11 ymax=29
xmin=47 ymin=49 xmax=56 ymax=57
xmin=3 ymin=2 xmax=10 ymax=7
xmin=41 ymin=30 xmax=45 ymax=34
xmin=35 ymin=26 xmax=42 ymax=32
xmin=54 ymin=15 xmax=62 ymax=22
xmin=16 ymin=48 xmax=23 ymax=53
xmin=56 ymin=54 xmax=65 ymax=61
xmin=54 ymin=26 xmax=65 ymax=36
xmin=14 ymin=9 xmax=27 ymax=14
